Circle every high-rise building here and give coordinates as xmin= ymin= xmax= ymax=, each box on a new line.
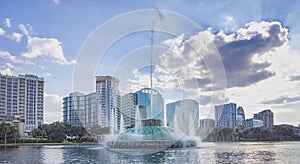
xmin=215 ymin=103 xmax=237 ymax=128
xmin=135 ymin=88 xmax=164 ymax=121
xmin=121 ymin=93 xmax=136 ymax=128
xmin=0 ymin=73 xmax=44 ymax=132
xmin=166 ymin=99 xmax=199 ymax=133
xmin=63 ymin=92 xmax=96 ymax=127
xmin=85 ymin=92 xmax=97 ymax=128
xmin=245 ymin=118 xmax=263 ymax=129
xmin=254 ymin=109 xmax=274 ymax=129
xmin=96 ymin=76 xmax=121 ymax=130
xmin=121 ymin=88 xmax=164 ymax=128
xmin=236 ymin=106 xmax=245 ymax=127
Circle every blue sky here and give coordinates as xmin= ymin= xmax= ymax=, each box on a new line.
xmin=1 ymin=0 xmax=300 ymax=125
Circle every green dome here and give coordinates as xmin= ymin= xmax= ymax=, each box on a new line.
xmin=116 ymin=126 xmax=189 ymax=141
xmin=106 ymin=126 xmax=197 ymax=149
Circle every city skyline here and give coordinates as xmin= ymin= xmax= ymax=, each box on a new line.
xmin=0 ymin=1 xmax=300 ymax=125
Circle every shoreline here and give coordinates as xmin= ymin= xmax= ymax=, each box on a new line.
xmin=0 ymin=142 xmax=100 ymax=147
xmin=1 ymin=140 xmax=300 ymax=148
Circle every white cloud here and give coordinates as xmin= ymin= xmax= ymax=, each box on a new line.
xmin=18 ymin=24 xmax=30 ymax=36
xmin=0 ymin=28 xmax=5 ymax=35
xmin=22 ymin=36 xmax=76 ymax=65
xmin=10 ymin=32 xmax=23 ymax=43
xmin=4 ymin=18 xmax=11 ymax=27
xmin=221 ymin=15 xmax=237 ymax=32
xmin=44 ymin=93 xmax=63 ymax=123
xmin=0 ymin=50 xmax=16 ymax=61
xmin=44 ymin=72 xmax=52 ymax=77
xmin=6 ymin=63 xmax=15 ymax=68
xmin=0 ymin=67 xmax=13 ymax=75
xmin=52 ymin=0 xmax=60 ymax=4
xmin=145 ymin=20 xmax=300 ymax=126
xmin=225 ymin=16 xmax=235 ymax=23
xmin=237 ymin=21 xmax=288 ymax=41
xmin=0 ymin=50 xmax=34 ymax=65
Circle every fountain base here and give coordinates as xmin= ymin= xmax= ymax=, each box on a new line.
xmin=106 ymin=126 xmax=197 ymax=149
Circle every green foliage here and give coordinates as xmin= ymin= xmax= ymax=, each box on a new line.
xmin=33 ymin=121 xmax=90 ymax=142
xmin=204 ymin=128 xmax=237 ymax=142
xmin=0 ymin=122 xmax=18 ymax=144
xmin=203 ymin=126 xmax=300 ymax=142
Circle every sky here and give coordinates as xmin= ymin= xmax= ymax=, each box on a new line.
xmin=0 ymin=0 xmax=300 ymax=125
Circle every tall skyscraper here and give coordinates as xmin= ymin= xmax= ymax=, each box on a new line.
xmin=215 ymin=103 xmax=237 ymax=128
xmin=254 ymin=109 xmax=274 ymax=129
xmin=135 ymin=88 xmax=164 ymax=121
xmin=85 ymin=92 xmax=97 ymax=128
xmin=63 ymin=92 xmax=96 ymax=127
xmin=0 ymin=73 xmax=44 ymax=133
xmin=121 ymin=88 xmax=164 ymax=128
xmin=236 ymin=106 xmax=245 ymax=127
xmin=121 ymin=93 xmax=136 ymax=128
xmin=96 ymin=76 xmax=121 ymax=130
xmin=166 ymin=99 xmax=199 ymax=135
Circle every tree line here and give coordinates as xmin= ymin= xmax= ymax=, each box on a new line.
xmin=30 ymin=121 xmax=94 ymax=142
xmin=30 ymin=122 xmax=114 ymax=143
xmin=203 ymin=126 xmax=300 ymax=142
xmin=0 ymin=121 xmax=122 ymax=144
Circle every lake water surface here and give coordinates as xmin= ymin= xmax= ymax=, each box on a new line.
xmin=1 ymin=142 xmax=300 ymax=163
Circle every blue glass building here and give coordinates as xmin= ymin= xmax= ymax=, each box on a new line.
xmin=215 ymin=103 xmax=237 ymax=128
xmin=96 ymin=76 xmax=121 ymax=130
xmin=236 ymin=106 xmax=245 ymax=127
xmin=135 ymin=88 xmax=164 ymax=121
xmin=63 ymin=92 xmax=96 ymax=127
xmin=166 ymin=99 xmax=199 ymax=133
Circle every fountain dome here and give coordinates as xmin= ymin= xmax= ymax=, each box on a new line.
xmin=106 ymin=124 xmax=197 ymax=149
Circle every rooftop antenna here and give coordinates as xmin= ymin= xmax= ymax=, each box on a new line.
xmin=150 ymin=10 xmax=154 ymax=119
xmin=150 ymin=7 xmax=162 ymax=91
xmin=150 ymin=21 xmax=154 ymax=93
xmin=150 ymin=8 xmax=163 ymax=119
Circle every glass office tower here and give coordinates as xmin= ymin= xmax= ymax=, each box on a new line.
xmin=96 ymin=76 xmax=121 ymax=130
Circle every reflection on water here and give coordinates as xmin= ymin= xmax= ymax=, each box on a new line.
xmin=41 ymin=146 xmax=64 ymax=163
xmin=0 ymin=142 xmax=300 ymax=163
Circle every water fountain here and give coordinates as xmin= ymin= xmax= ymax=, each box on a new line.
xmin=106 ymin=9 xmax=198 ymax=149
xmin=106 ymin=97 xmax=198 ymax=149
xmin=106 ymin=109 xmax=197 ymax=149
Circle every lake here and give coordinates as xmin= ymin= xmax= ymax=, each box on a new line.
xmin=0 ymin=142 xmax=300 ymax=163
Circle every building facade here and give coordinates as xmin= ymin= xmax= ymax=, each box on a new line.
xmin=121 ymin=93 xmax=136 ymax=128
xmin=96 ymin=76 xmax=121 ymax=130
xmin=236 ymin=106 xmax=245 ymax=127
xmin=245 ymin=118 xmax=264 ymax=129
xmin=166 ymin=99 xmax=199 ymax=134
xmin=254 ymin=109 xmax=274 ymax=129
xmin=63 ymin=92 xmax=96 ymax=127
xmin=121 ymin=88 xmax=164 ymax=128
xmin=135 ymin=88 xmax=164 ymax=121
xmin=0 ymin=73 xmax=44 ymax=133
xmin=215 ymin=103 xmax=237 ymax=128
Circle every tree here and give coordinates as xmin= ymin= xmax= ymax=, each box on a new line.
xmin=33 ymin=122 xmax=89 ymax=142
xmin=0 ymin=122 xmax=18 ymax=145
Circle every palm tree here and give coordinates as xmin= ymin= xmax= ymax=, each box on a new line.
xmin=0 ymin=123 xmax=12 ymax=146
